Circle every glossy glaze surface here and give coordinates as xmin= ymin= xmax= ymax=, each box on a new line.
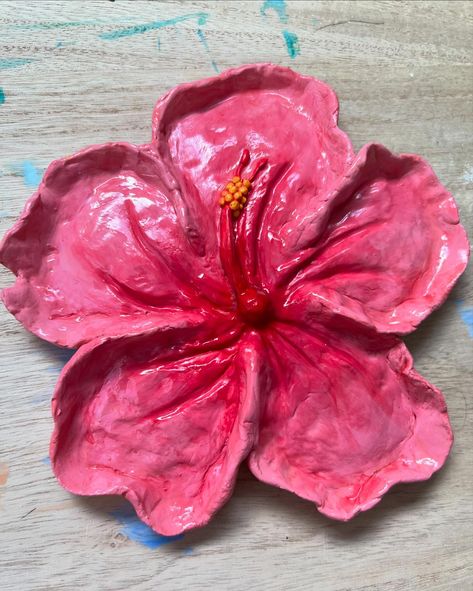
xmin=0 ymin=64 xmax=469 ymax=535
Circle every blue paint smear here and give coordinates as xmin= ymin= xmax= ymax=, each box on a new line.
xmin=21 ymin=161 xmax=43 ymax=187
xmin=0 ymin=210 xmax=9 ymax=218
xmin=111 ymin=507 xmax=184 ymax=549
xmin=260 ymin=0 xmax=288 ymax=23
xmin=0 ymin=88 xmax=5 ymax=104
xmin=0 ymin=58 xmax=34 ymax=70
xmin=282 ymin=30 xmax=300 ymax=59
xmin=456 ymin=301 xmax=473 ymax=338
xmin=31 ymin=389 xmax=52 ymax=406
xmin=99 ymin=12 xmax=208 ymax=40
xmin=183 ymin=546 xmax=194 ymax=555
xmin=211 ymin=60 xmax=220 ymax=73
xmin=41 ymin=456 xmax=51 ymax=465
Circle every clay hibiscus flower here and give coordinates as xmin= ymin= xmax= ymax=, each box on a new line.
xmin=0 ymin=64 xmax=469 ymax=536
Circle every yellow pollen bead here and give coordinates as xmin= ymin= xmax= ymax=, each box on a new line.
xmin=232 ymin=176 xmax=241 ymax=183
xmin=235 ymin=180 xmax=242 ymax=188
xmin=219 ymin=197 xmax=225 ymax=206
xmin=240 ymin=186 xmax=248 ymax=195
xmin=229 ymin=200 xmax=240 ymax=211
xmin=234 ymin=191 xmax=242 ymax=200
xmin=243 ymin=179 xmax=251 ymax=188
xmin=222 ymin=190 xmax=229 ymax=197
xmin=228 ymin=184 xmax=237 ymax=194
xmin=224 ymin=193 xmax=233 ymax=203
xmin=232 ymin=209 xmax=241 ymax=218
xmin=241 ymin=196 xmax=247 ymax=204
xmin=239 ymin=203 xmax=244 ymax=210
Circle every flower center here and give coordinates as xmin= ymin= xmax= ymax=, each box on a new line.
xmin=219 ymin=176 xmax=251 ymax=219
xmin=218 ymin=150 xmax=272 ymax=328
xmin=237 ymin=287 xmax=272 ymax=327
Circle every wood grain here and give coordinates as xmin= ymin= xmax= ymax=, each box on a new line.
xmin=0 ymin=1 xmax=472 ymax=590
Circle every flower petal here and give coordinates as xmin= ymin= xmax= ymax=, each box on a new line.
xmin=51 ymin=319 xmax=262 ymax=535
xmin=1 ymin=142 xmax=232 ymax=347
xmin=152 ymin=63 xmax=354 ymax=289
xmin=281 ymin=143 xmax=469 ymax=334
xmin=249 ymin=310 xmax=452 ymax=520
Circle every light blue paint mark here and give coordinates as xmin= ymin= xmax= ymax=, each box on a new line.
xmin=111 ymin=507 xmax=184 ymax=549
xmin=55 ymin=40 xmax=64 ymax=48
xmin=99 ymin=12 xmax=208 ymax=40
xmin=211 ymin=60 xmax=220 ymax=73
xmin=0 ymin=58 xmax=34 ymax=70
xmin=31 ymin=390 xmax=52 ymax=406
xmin=21 ymin=161 xmax=43 ymax=187
xmin=0 ymin=88 xmax=5 ymax=104
xmin=260 ymin=0 xmax=288 ymax=23
xmin=462 ymin=165 xmax=473 ymax=183
xmin=456 ymin=301 xmax=473 ymax=338
xmin=41 ymin=456 xmax=51 ymax=466
xmin=282 ymin=30 xmax=300 ymax=59
xmin=0 ymin=210 xmax=9 ymax=218
xmin=183 ymin=546 xmax=194 ymax=555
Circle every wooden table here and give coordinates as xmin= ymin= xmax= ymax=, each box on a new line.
xmin=1 ymin=1 xmax=472 ymax=589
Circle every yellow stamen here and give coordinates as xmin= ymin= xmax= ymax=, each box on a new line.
xmin=218 ymin=166 xmax=256 ymax=218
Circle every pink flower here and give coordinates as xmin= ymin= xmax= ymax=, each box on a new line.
xmin=1 ymin=64 xmax=469 ymax=535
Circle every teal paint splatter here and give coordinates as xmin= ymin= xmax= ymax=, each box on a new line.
xmin=260 ymin=0 xmax=288 ymax=23
xmin=0 ymin=58 xmax=34 ymax=70
xmin=0 ymin=88 xmax=5 ymax=104
xmin=21 ymin=161 xmax=42 ymax=187
xmin=196 ymin=28 xmax=220 ymax=72
xmin=111 ymin=507 xmax=184 ymax=549
xmin=99 ymin=12 xmax=208 ymax=40
xmin=456 ymin=301 xmax=473 ymax=338
xmin=282 ymin=30 xmax=300 ymax=58
xmin=196 ymin=28 xmax=209 ymax=51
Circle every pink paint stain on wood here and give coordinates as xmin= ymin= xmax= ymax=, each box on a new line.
xmin=0 ymin=463 xmax=9 ymax=486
